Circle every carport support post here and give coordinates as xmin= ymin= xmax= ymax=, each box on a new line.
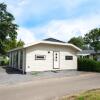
xmin=22 ymin=50 xmax=26 ymax=74
xmin=22 ymin=69 xmax=25 ymax=74
xmin=9 ymin=52 xmax=11 ymax=67
xmin=18 ymin=51 xmax=20 ymax=70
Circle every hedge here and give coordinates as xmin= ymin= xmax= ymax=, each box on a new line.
xmin=78 ymin=58 xmax=100 ymax=72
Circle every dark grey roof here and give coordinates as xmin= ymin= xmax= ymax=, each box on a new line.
xmin=78 ymin=50 xmax=100 ymax=55
xmin=43 ymin=38 xmax=65 ymax=43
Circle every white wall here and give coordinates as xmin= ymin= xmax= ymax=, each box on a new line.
xmin=25 ymin=44 xmax=78 ymax=72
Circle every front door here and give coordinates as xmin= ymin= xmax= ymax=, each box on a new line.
xmin=53 ymin=51 xmax=60 ymax=69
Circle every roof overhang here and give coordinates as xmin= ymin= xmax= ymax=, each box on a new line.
xmin=8 ymin=41 xmax=82 ymax=52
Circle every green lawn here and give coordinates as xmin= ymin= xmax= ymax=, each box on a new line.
xmin=61 ymin=89 xmax=100 ymax=100
xmin=31 ymin=71 xmax=40 ymax=75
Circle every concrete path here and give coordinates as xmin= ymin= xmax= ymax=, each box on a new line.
xmin=0 ymin=73 xmax=100 ymax=100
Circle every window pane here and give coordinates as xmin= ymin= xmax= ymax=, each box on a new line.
xmin=65 ymin=56 xmax=73 ymax=60
xmin=35 ymin=55 xmax=46 ymax=60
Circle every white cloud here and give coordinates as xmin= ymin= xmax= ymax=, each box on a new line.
xmin=32 ymin=14 xmax=100 ymax=42
xmin=1 ymin=0 xmax=100 ymax=43
xmin=16 ymin=13 xmax=100 ymax=44
xmin=17 ymin=28 xmax=36 ymax=44
xmin=1 ymin=0 xmax=89 ymax=25
xmin=16 ymin=12 xmax=100 ymax=43
xmin=57 ymin=0 xmax=88 ymax=11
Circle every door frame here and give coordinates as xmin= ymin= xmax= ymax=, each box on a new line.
xmin=53 ymin=51 xmax=60 ymax=69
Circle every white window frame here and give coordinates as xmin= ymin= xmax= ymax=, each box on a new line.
xmin=35 ymin=55 xmax=46 ymax=60
xmin=65 ymin=56 xmax=73 ymax=60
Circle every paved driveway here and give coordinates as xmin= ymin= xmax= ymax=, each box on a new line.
xmin=0 ymin=66 xmax=87 ymax=85
xmin=0 ymin=66 xmax=100 ymax=100
xmin=0 ymin=72 xmax=100 ymax=100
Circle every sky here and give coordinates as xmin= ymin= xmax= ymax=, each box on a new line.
xmin=1 ymin=0 xmax=100 ymax=44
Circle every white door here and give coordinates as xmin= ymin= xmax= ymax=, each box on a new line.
xmin=53 ymin=51 xmax=60 ymax=69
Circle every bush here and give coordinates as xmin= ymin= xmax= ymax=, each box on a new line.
xmin=0 ymin=57 xmax=9 ymax=66
xmin=95 ymin=61 xmax=100 ymax=72
xmin=78 ymin=58 xmax=100 ymax=72
xmin=0 ymin=60 xmax=9 ymax=66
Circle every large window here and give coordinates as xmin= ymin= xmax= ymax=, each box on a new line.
xmin=35 ymin=55 xmax=46 ymax=60
xmin=65 ymin=56 xmax=73 ymax=60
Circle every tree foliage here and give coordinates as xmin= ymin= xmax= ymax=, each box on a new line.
xmin=0 ymin=3 xmax=18 ymax=54
xmin=84 ymin=28 xmax=100 ymax=51
xmin=17 ymin=39 xmax=25 ymax=47
xmin=6 ymin=39 xmax=24 ymax=51
xmin=68 ymin=36 xmax=85 ymax=49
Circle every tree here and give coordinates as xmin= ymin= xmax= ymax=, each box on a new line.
xmin=0 ymin=3 xmax=18 ymax=55
xmin=84 ymin=28 xmax=100 ymax=51
xmin=17 ymin=39 xmax=24 ymax=47
xmin=68 ymin=36 xmax=85 ymax=49
xmin=6 ymin=39 xmax=24 ymax=51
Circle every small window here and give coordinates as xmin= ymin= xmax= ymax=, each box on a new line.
xmin=35 ymin=55 xmax=46 ymax=60
xmin=65 ymin=56 xmax=73 ymax=60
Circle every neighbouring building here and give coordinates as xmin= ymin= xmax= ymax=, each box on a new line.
xmin=78 ymin=50 xmax=100 ymax=61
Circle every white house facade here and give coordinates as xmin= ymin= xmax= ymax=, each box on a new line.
xmin=8 ymin=38 xmax=81 ymax=73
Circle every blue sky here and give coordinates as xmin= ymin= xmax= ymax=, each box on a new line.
xmin=1 ymin=0 xmax=100 ymax=44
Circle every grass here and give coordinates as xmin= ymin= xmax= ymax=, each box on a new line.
xmin=31 ymin=71 xmax=40 ymax=75
xmin=60 ymin=89 xmax=100 ymax=100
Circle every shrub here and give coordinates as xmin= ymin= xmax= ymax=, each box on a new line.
xmin=78 ymin=58 xmax=100 ymax=72
xmin=0 ymin=56 xmax=9 ymax=66
xmin=0 ymin=60 xmax=9 ymax=66
xmin=95 ymin=61 xmax=100 ymax=72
